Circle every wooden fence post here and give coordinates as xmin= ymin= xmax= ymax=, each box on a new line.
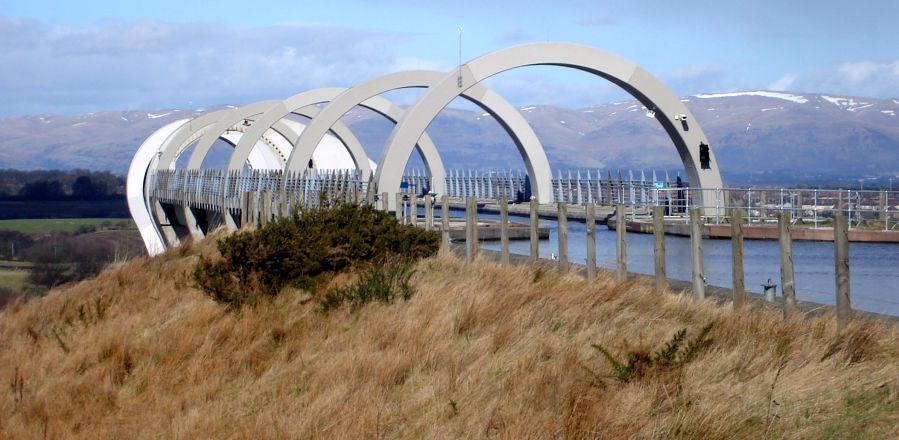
xmin=441 ymin=195 xmax=451 ymax=254
xmin=690 ymin=207 xmax=705 ymax=300
xmin=558 ymin=202 xmax=569 ymax=272
xmin=499 ymin=198 xmax=510 ymax=265
xmin=779 ymin=211 xmax=797 ymax=317
xmin=259 ymin=191 xmax=270 ymax=227
xmin=834 ymin=214 xmax=852 ymax=326
xmin=529 ymin=197 xmax=539 ymax=263
xmin=616 ymin=204 xmax=627 ymax=281
xmin=586 ymin=202 xmax=596 ymax=283
xmin=395 ymin=193 xmax=403 ymax=223
xmin=381 ymin=191 xmax=389 ymax=212
xmin=425 ymin=194 xmax=434 ymax=230
xmin=653 ymin=206 xmax=666 ymax=292
xmin=466 ymin=197 xmax=478 ymax=262
xmin=410 ymin=197 xmax=418 ymax=227
xmin=731 ymin=209 xmax=746 ymax=309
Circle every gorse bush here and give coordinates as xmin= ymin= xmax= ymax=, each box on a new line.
xmin=320 ymin=256 xmax=416 ymax=312
xmin=586 ymin=323 xmax=714 ymax=384
xmin=192 ymin=203 xmax=439 ymax=308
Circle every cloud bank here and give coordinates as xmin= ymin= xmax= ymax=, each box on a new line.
xmin=0 ymin=16 xmax=416 ymax=115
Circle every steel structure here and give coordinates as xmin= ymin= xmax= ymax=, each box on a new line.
xmin=128 ymin=42 xmax=723 ymax=254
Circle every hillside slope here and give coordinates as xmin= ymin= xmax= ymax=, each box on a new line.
xmin=1 ymin=237 xmax=897 ymax=438
xmin=1 ymin=92 xmax=897 ymax=185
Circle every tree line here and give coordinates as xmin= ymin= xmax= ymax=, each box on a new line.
xmin=0 ymin=169 xmax=125 ymax=201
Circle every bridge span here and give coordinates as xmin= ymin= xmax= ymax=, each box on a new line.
xmin=127 ymin=42 xmax=725 ymax=255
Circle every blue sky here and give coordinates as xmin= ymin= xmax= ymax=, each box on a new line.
xmin=1 ymin=0 xmax=896 ymax=115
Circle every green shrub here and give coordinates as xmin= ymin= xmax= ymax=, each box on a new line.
xmin=320 ymin=256 xmax=416 ymax=312
xmin=585 ymin=323 xmax=714 ymax=384
xmin=193 ymin=203 xmax=439 ymax=309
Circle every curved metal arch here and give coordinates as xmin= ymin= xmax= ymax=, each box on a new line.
xmin=185 ymin=101 xmax=368 ymax=174
xmin=155 ymin=109 xmax=296 ymax=171
xmin=229 ymin=89 xmax=444 ymax=186
xmin=286 ymin=70 xmax=551 ymax=201
xmin=152 ymin=109 xmax=308 ymax=244
xmin=127 ymin=119 xmax=189 ymax=256
xmin=377 ymin=42 xmax=724 ymax=211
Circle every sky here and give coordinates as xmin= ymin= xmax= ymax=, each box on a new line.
xmin=0 ymin=0 xmax=897 ymax=115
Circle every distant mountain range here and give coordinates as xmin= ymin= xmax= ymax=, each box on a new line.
xmin=1 ymin=91 xmax=897 ymax=186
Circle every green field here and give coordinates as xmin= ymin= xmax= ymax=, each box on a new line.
xmin=0 ymin=269 xmax=29 ymax=291
xmin=0 ymin=218 xmax=134 ymax=234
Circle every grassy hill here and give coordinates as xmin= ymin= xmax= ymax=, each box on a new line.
xmin=1 ymin=232 xmax=897 ymax=438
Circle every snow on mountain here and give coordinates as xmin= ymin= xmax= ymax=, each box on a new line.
xmin=0 ymin=92 xmax=896 ymax=185
xmin=694 ymin=91 xmax=809 ymax=104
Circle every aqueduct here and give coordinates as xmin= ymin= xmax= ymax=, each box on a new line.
xmin=128 ymin=42 xmax=723 ymax=255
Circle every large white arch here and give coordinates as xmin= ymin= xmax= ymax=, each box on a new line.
xmin=376 ymin=42 xmax=724 ymax=210
xmin=285 ymin=70 xmax=551 ymax=203
xmin=186 ymin=99 xmax=367 ymax=174
xmin=126 ymin=119 xmax=189 ymax=256
xmin=228 ymin=88 xmax=445 ymax=186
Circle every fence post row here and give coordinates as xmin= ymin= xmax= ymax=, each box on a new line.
xmin=152 ymin=169 xmax=876 ymax=326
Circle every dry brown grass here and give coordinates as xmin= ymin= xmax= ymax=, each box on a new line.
xmin=1 ymin=236 xmax=897 ymax=439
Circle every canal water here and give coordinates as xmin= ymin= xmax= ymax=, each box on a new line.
xmin=446 ymin=210 xmax=899 ymax=317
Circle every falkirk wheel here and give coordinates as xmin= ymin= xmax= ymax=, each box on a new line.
xmin=128 ymin=42 xmax=723 ymax=254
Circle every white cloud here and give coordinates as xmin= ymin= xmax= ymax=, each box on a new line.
xmin=768 ymin=73 xmax=797 ymax=91
xmin=768 ymin=60 xmax=899 ymax=98
xmin=0 ymin=17 xmax=424 ymax=115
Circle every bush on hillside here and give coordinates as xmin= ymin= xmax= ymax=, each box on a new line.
xmin=192 ymin=203 xmax=439 ymax=308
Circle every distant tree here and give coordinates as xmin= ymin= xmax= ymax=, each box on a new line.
xmin=71 ymin=175 xmax=109 ymax=199
xmin=0 ymin=230 xmax=34 ymax=260
xmin=18 ymin=180 xmax=65 ymax=200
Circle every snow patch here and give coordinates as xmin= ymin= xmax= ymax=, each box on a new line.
xmin=745 ymin=122 xmax=751 ymax=132
xmin=72 ymin=122 xmax=86 ymax=127
xmin=480 ymin=112 xmax=490 ymax=117
xmin=881 ymin=110 xmax=896 ymax=116
xmin=760 ymin=107 xmax=781 ymax=112
xmin=626 ymin=104 xmax=638 ymax=110
xmin=225 ymin=105 xmax=238 ymax=109
xmin=680 ymin=99 xmax=691 ymax=102
xmin=121 ymin=116 xmax=129 ymax=122
xmin=520 ymin=106 xmax=536 ymax=111
xmin=582 ymin=110 xmax=595 ymax=113
xmin=707 ymin=108 xmax=715 ymax=111
xmin=821 ymin=96 xmax=872 ymax=112
xmin=147 ymin=112 xmax=171 ymax=119
xmin=559 ymin=120 xmax=566 ymax=124
xmin=694 ymin=91 xmax=808 ymax=104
